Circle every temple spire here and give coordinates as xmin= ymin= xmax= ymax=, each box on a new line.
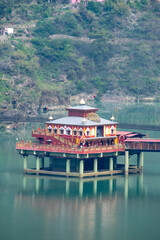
xmin=79 ymin=98 xmax=86 ymax=105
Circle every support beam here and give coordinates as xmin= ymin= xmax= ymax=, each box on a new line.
xmin=125 ymin=151 xmax=129 ymax=175
xmin=79 ymin=160 xmax=84 ymax=178
xmin=137 ymin=152 xmax=144 ymax=171
xmin=24 ymin=155 xmax=28 ymax=171
xmin=36 ymin=156 xmax=40 ymax=172
xmin=94 ymin=158 xmax=98 ymax=174
xmin=109 ymin=157 xmax=113 ymax=172
xmin=140 ymin=152 xmax=144 ymax=170
xmin=66 ymin=159 xmax=70 ymax=175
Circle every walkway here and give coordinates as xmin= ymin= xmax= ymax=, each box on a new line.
xmin=125 ymin=138 xmax=160 ymax=152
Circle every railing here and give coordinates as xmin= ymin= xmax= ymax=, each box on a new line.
xmin=16 ymin=142 xmax=125 ymax=154
xmin=32 ymin=129 xmax=77 ymax=147
xmin=32 ymin=129 xmax=46 ymax=136
xmin=126 ymin=142 xmax=160 ymax=151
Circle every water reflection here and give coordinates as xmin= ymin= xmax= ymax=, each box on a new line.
xmin=17 ymin=174 xmax=145 ymax=202
xmin=12 ymin=173 xmax=160 ymax=240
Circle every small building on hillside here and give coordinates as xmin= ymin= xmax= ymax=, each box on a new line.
xmin=0 ymin=27 xmax=14 ymax=36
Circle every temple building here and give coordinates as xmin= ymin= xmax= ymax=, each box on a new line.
xmin=33 ymin=99 xmax=118 ymax=148
xmin=16 ymin=99 xmax=150 ymax=178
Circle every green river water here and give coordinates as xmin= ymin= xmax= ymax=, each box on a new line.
xmin=1 ymin=102 xmax=160 ymax=240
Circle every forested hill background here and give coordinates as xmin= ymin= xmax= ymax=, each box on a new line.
xmin=0 ymin=0 xmax=160 ymax=117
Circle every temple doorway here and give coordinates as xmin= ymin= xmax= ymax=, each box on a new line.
xmin=97 ymin=126 xmax=103 ymax=137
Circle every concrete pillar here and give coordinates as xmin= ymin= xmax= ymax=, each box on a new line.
xmin=41 ymin=157 xmax=44 ymax=169
xmin=24 ymin=155 xmax=28 ymax=170
xmin=137 ymin=152 xmax=144 ymax=171
xmin=79 ymin=160 xmax=84 ymax=177
xmin=109 ymin=157 xmax=113 ymax=172
xmin=137 ymin=153 xmax=140 ymax=170
xmin=36 ymin=156 xmax=40 ymax=172
xmin=125 ymin=151 xmax=129 ymax=175
xmin=140 ymin=152 xmax=144 ymax=170
xmin=66 ymin=159 xmax=70 ymax=175
xmin=94 ymin=158 xmax=98 ymax=174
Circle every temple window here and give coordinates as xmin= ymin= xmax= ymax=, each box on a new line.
xmin=110 ymin=126 xmax=115 ymax=135
xmin=79 ymin=131 xmax=83 ymax=136
xmin=60 ymin=129 xmax=64 ymax=135
xmin=86 ymin=131 xmax=90 ymax=136
xmin=85 ymin=127 xmax=90 ymax=137
xmin=73 ymin=127 xmax=77 ymax=136
xmin=78 ymin=128 xmax=83 ymax=136
xmin=59 ymin=127 xmax=64 ymax=135
xmin=73 ymin=131 xmax=77 ymax=136
xmin=67 ymin=130 xmax=71 ymax=135
xmin=66 ymin=127 xmax=72 ymax=136
xmin=54 ymin=129 xmax=57 ymax=134
xmin=48 ymin=125 xmax=52 ymax=133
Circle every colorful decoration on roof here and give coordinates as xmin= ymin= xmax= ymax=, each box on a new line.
xmin=86 ymin=112 xmax=101 ymax=123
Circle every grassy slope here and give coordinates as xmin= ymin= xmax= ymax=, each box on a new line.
xmin=0 ymin=0 xmax=160 ymax=114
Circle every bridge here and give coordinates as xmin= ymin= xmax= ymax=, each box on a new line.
xmin=125 ymin=138 xmax=160 ymax=152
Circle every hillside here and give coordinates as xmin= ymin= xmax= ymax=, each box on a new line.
xmin=0 ymin=0 xmax=160 ymax=119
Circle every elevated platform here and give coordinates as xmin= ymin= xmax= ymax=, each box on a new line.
xmin=16 ymin=137 xmax=160 ymax=178
xmin=16 ymin=142 xmax=125 ymax=158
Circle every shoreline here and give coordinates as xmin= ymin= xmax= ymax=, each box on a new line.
xmin=1 ymin=115 xmax=160 ymax=131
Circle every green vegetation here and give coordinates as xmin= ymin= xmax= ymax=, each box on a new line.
xmin=0 ymin=0 xmax=160 ymax=113
xmin=0 ymin=79 xmax=11 ymax=103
